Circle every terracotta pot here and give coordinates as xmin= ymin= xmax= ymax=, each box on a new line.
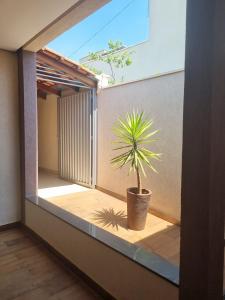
xmin=127 ymin=187 xmax=152 ymax=231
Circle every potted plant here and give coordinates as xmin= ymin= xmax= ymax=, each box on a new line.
xmin=111 ymin=111 xmax=160 ymax=231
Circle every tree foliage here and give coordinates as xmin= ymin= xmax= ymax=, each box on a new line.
xmin=89 ymin=40 xmax=133 ymax=84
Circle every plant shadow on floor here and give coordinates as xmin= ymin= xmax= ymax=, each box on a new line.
xmin=92 ymin=208 xmax=127 ymax=230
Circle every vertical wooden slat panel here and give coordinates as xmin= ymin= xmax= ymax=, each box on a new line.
xmin=75 ymin=95 xmax=78 ymax=181
xmin=58 ymin=91 xmax=94 ymax=187
xmin=91 ymin=89 xmax=97 ymax=187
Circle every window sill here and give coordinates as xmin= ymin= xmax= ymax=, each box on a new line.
xmin=26 ymin=195 xmax=179 ymax=286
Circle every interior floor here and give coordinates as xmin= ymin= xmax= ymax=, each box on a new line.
xmin=0 ymin=228 xmax=103 ymax=300
xmin=38 ymin=170 xmax=180 ymax=266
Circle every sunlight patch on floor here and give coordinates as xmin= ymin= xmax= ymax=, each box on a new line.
xmin=38 ymin=184 xmax=89 ymax=198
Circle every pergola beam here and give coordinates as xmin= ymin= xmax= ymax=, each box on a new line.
xmin=37 ymin=82 xmax=61 ymax=96
xmin=37 ymin=53 xmax=96 ymax=88
xmin=36 ymin=72 xmax=89 ymax=88
xmin=179 ymin=1 xmax=225 ymax=299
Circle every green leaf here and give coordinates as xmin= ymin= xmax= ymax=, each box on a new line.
xmin=111 ymin=111 xmax=161 ymax=184
xmin=89 ymin=40 xmax=133 ymax=83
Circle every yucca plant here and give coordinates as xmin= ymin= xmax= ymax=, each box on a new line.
xmin=111 ymin=111 xmax=160 ymax=194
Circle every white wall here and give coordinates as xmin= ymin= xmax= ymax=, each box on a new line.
xmin=0 ymin=50 xmax=21 ymax=225
xmin=82 ymin=0 xmax=186 ymax=83
xmin=38 ymin=94 xmax=58 ymax=173
xmin=97 ymin=71 xmax=184 ymax=222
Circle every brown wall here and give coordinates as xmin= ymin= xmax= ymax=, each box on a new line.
xmin=97 ymin=71 xmax=184 ymax=222
xmin=25 ymin=200 xmax=178 ymax=300
xmin=0 ymin=50 xmax=20 ymax=225
xmin=38 ymin=94 xmax=58 ymax=173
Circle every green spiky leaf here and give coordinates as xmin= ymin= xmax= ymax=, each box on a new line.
xmin=111 ymin=111 xmax=161 ymax=180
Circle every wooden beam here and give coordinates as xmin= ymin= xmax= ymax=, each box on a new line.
xmin=179 ymin=1 xmax=225 ymax=299
xmin=18 ymin=50 xmax=38 ymax=222
xmin=37 ymin=82 xmax=61 ymax=96
xmin=37 ymin=53 xmax=96 ymax=88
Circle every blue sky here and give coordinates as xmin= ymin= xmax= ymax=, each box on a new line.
xmin=47 ymin=0 xmax=149 ymax=61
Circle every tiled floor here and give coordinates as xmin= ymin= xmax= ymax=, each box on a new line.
xmin=38 ymin=171 xmax=180 ymax=266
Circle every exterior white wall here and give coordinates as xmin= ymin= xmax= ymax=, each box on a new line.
xmin=81 ymin=0 xmax=186 ymax=83
xmin=0 ymin=50 xmax=21 ymax=225
xmin=97 ymin=71 xmax=184 ymax=221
